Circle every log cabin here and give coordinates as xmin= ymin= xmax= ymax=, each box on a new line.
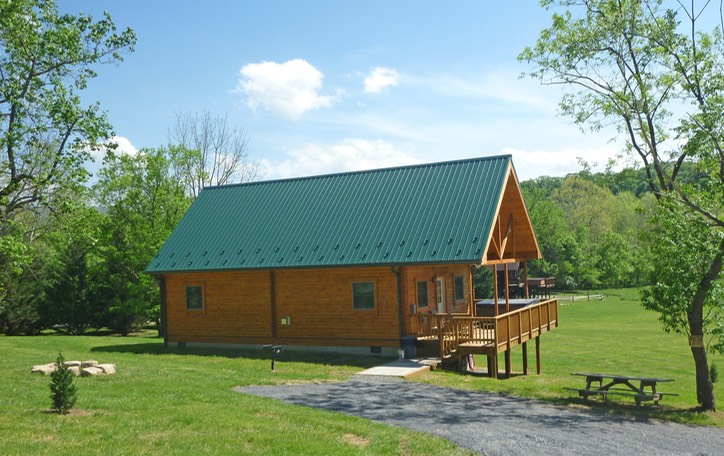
xmin=146 ymin=155 xmax=559 ymax=376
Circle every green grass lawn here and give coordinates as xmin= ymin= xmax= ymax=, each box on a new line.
xmin=415 ymin=289 xmax=724 ymax=427
xmin=0 ymin=336 xmax=471 ymax=455
xmin=2 ymin=290 xmax=723 ymax=455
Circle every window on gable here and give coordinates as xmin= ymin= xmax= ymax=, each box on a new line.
xmin=417 ymin=281 xmax=429 ymax=308
xmin=454 ymin=275 xmax=465 ymax=302
xmin=352 ymin=282 xmax=376 ymax=310
xmin=186 ymin=285 xmax=204 ymax=310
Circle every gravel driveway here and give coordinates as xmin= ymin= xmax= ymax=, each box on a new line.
xmin=237 ymin=376 xmax=724 ymax=456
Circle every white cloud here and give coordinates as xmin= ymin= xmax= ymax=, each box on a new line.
xmin=260 ymin=139 xmax=422 ymax=179
xmin=408 ymin=69 xmax=555 ymax=109
xmin=236 ymin=59 xmax=339 ymax=119
xmin=503 ymin=145 xmax=621 ymax=181
xmin=364 ymin=67 xmax=399 ymax=94
xmin=88 ymin=135 xmax=138 ymax=162
xmin=259 ymin=142 xmax=620 ymax=183
xmin=109 ymin=136 xmax=139 ymax=156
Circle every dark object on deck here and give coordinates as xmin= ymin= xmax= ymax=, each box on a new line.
xmin=262 ymin=344 xmax=283 ymax=371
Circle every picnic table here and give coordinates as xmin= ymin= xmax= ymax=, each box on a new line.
xmin=565 ymin=372 xmax=677 ymax=405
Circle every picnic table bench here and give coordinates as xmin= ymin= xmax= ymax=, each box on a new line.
xmin=564 ymin=372 xmax=678 ymax=406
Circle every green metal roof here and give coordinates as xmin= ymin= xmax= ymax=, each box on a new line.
xmin=146 ymin=155 xmax=512 ymax=274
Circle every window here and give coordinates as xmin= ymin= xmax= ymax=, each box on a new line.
xmin=454 ymin=275 xmax=465 ymax=302
xmin=417 ymin=281 xmax=429 ymax=308
xmin=185 ymin=285 xmax=204 ymax=310
xmin=352 ymin=282 xmax=375 ymax=310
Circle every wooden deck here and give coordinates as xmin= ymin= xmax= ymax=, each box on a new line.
xmin=415 ymin=298 xmax=559 ymax=377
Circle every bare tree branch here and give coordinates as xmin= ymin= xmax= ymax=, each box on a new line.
xmin=169 ymin=111 xmax=259 ymax=197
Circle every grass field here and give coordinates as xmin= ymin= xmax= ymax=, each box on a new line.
xmin=415 ymin=288 xmax=724 ymax=427
xmin=1 ymin=290 xmax=723 ymax=455
xmin=0 ymin=337 xmax=470 ymax=455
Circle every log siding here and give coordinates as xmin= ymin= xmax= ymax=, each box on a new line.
xmin=163 ymin=266 xmax=402 ymax=348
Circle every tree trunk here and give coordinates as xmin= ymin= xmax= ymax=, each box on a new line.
xmin=691 ymin=345 xmax=715 ymax=410
xmin=687 ymin=237 xmax=724 ymax=411
xmin=156 ymin=317 xmax=164 ymax=338
xmin=689 ymin=289 xmax=714 ymax=410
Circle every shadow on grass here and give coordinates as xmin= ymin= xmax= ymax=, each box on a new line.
xmin=547 ymin=395 xmax=714 ymax=426
xmin=463 ymin=370 xmax=528 ymax=379
xmin=90 ymin=342 xmax=390 ymax=369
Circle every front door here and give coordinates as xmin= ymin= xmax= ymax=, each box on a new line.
xmin=436 ymin=276 xmax=445 ymax=313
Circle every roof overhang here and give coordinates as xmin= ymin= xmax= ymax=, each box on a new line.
xmin=481 ymin=162 xmax=541 ymax=265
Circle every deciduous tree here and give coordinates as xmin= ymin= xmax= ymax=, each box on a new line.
xmin=0 ymin=0 xmax=135 ymax=332
xmin=93 ymin=148 xmax=191 ymax=335
xmin=521 ymin=0 xmax=724 ymax=410
xmin=169 ymin=111 xmax=259 ymax=196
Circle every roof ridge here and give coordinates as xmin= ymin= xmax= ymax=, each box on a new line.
xmin=203 ymin=154 xmax=512 ymax=192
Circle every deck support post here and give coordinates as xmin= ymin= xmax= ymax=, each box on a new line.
xmin=504 ymin=349 xmax=511 ymax=378
xmin=438 ymin=318 xmax=444 ymax=361
xmin=488 ymin=354 xmax=498 ymax=379
xmin=492 ymin=266 xmax=499 ymax=316
xmin=504 ymin=266 xmax=510 ymax=313
xmin=522 ymin=342 xmax=528 ymax=375
xmin=535 ymin=336 xmax=541 ymax=374
xmin=470 ymin=265 xmax=476 ymax=316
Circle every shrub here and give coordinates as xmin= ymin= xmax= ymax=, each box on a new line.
xmin=49 ymin=353 xmax=77 ymax=414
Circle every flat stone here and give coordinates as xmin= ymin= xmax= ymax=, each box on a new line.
xmin=357 ymin=360 xmax=430 ymax=379
xmin=97 ymin=364 xmax=116 ymax=375
xmin=68 ymin=366 xmax=81 ymax=377
xmin=81 ymin=366 xmax=104 ymax=377
xmin=31 ymin=363 xmax=56 ymax=375
xmin=81 ymin=360 xmax=99 ymax=368
xmin=64 ymin=361 xmax=82 ymax=367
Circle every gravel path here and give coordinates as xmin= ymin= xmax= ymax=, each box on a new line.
xmin=237 ymin=376 xmax=724 ymax=456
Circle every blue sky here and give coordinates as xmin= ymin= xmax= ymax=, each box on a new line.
xmin=57 ymin=1 xmax=623 ymax=181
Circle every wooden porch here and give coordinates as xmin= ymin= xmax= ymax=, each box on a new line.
xmin=414 ymin=298 xmax=559 ymax=378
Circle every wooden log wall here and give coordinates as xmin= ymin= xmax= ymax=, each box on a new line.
xmin=164 ymin=270 xmax=273 ymax=343
xmin=163 ymin=266 xmax=401 ymax=347
xmin=274 ymin=267 xmax=399 ymax=345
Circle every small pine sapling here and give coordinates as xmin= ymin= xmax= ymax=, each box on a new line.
xmin=49 ymin=352 xmax=77 ymax=414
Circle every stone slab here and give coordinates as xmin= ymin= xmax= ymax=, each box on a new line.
xmin=81 ymin=366 xmax=104 ymax=377
xmin=357 ymin=359 xmax=430 ymax=379
xmin=97 ymin=364 xmax=116 ymax=375
xmin=30 ymin=363 xmax=56 ymax=375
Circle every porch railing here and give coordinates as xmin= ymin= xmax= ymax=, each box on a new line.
xmin=415 ymin=298 xmax=558 ymax=359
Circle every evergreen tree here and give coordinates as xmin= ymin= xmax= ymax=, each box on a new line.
xmin=49 ymin=352 xmax=77 ymax=414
